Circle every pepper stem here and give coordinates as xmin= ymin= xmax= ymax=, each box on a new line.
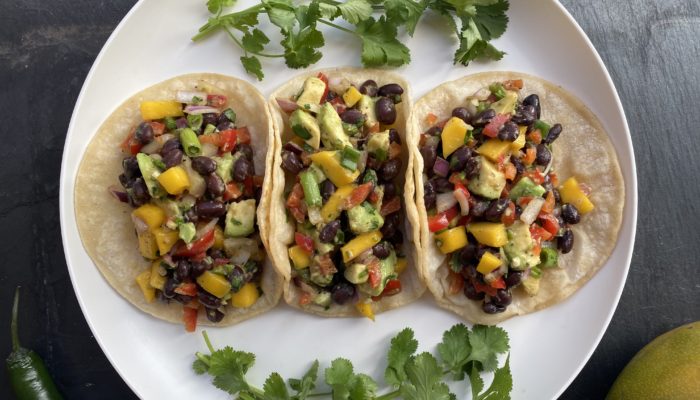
xmin=11 ymin=286 xmax=20 ymax=351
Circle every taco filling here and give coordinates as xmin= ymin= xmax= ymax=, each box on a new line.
xmin=115 ymin=87 xmax=266 ymax=330
xmin=277 ymin=73 xmax=408 ymax=317
xmin=419 ymin=79 xmax=596 ymax=315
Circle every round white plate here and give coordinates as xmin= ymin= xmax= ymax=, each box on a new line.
xmin=59 ymin=1 xmax=637 ymax=398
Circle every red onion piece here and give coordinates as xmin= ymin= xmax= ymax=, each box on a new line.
xmin=108 ymin=185 xmax=129 ymax=203
xmin=184 ymin=105 xmax=220 ymax=115
xmin=433 ymin=157 xmax=450 ymax=177
xmin=276 ymin=98 xmax=298 ymax=113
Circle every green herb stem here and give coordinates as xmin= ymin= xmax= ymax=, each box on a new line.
xmin=374 ymin=388 xmax=401 ymax=400
xmin=202 ymin=330 xmax=215 ymax=354
xmin=11 ymin=287 xmax=20 ymax=351
xmin=222 ymin=27 xmax=285 ymax=58
xmin=317 ymin=19 xmax=356 ymax=35
xmin=306 ymin=391 xmax=333 ymax=398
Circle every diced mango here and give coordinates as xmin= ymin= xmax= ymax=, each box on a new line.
xmin=289 ymin=245 xmax=312 ymax=269
xmin=153 ymin=227 xmax=179 ymax=255
xmin=135 ymin=270 xmax=156 ymax=303
xmin=342 ymin=86 xmax=363 ymax=107
xmin=213 ymin=225 xmax=225 ymax=250
xmin=231 ymin=283 xmax=259 ymax=308
xmin=434 ymin=226 xmax=468 ymax=254
xmin=511 ymin=126 xmax=527 ymax=151
xmin=468 ymin=222 xmax=508 ymax=247
xmin=477 ymin=139 xmax=511 ymax=162
xmin=321 ymin=184 xmax=356 ymax=222
xmin=309 ymin=151 xmax=360 ymax=187
xmin=140 ymin=101 xmax=183 ymax=120
xmin=476 ymin=251 xmax=502 ymax=275
xmin=196 ymin=271 xmax=231 ymax=298
xmin=356 ymin=302 xmax=375 ymax=321
xmin=149 ymin=260 xmax=167 ymax=290
xmin=157 ymin=166 xmax=190 ymax=195
xmin=132 ymin=204 xmax=166 ymax=231
xmin=137 ymin=231 xmax=158 ymax=259
xmin=441 ymin=117 xmax=470 ymax=158
xmin=395 ymin=258 xmax=407 ymax=274
xmin=559 ymin=177 xmax=595 ymax=214
xmin=341 ymin=231 xmax=383 ymax=263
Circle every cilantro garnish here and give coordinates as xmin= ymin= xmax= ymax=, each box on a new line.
xmin=194 ymin=323 xmax=512 ymax=399
xmin=192 ymin=0 xmax=509 ymax=80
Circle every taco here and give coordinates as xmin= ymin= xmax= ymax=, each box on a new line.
xmin=408 ymin=71 xmax=624 ymax=324
xmin=75 ymin=73 xmax=283 ymax=330
xmin=267 ymin=68 xmax=425 ymax=318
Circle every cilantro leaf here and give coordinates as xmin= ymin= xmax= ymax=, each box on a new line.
xmin=477 ymin=355 xmax=512 ymax=400
xmin=319 ymin=3 xmax=339 ymax=20
xmin=467 ymin=325 xmax=510 ymax=372
xmin=264 ymin=372 xmax=291 ymax=400
xmin=207 ymin=0 xmax=237 ymax=14
xmin=241 ymin=55 xmax=264 ymax=80
xmin=453 ymin=18 xmax=504 ymax=66
xmin=469 ymin=363 xmax=485 ymax=400
xmin=445 ymin=0 xmax=499 ymax=19
xmin=400 ymin=353 xmax=454 ymax=400
xmin=384 ymin=327 xmax=418 ymax=387
xmin=385 ymin=0 xmax=427 ymax=36
xmin=207 ymin=347 xmax=255 ymax=394
xmin=348 ymin=373 xmax=378 ymax=400
xmin=325 ymin=358 xmax=354 ymax=400
xmin=473 ymin=0 xmax=509 ymax=40
xmin=437 ymin=323 xmax=472 ymax=379
xmin=337 ymin=0 xmax=374 ymax=25
xmin=281 ymin=4 xmax=324 ymax=68
xmin=289 ymin=360 xmax=319 ymax=399
xmin=242 ymin=28 xmax=270 ymax=53
xmin=264 ymin=0 xmax=296 ymax=32
xmin=192 ymin=357 xmax=209 ymax=375
xmin=355 ymin=16 xmax=411 ymax=67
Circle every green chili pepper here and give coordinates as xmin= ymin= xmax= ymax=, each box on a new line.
xmin=6 ymin=288 xmax=63 ymax=400
xmin=300 ymin=171 xmax=322 ymax=207
xmin=180 ymin=128 xmax=202 ymax=157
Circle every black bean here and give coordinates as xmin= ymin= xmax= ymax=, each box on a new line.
xmin=233 ymin=157 xmax=252 ymax=182
xmin=470 ymin=200 xmax=490 ymax=217
xmin=372 ymin=242 xmax=391 ymax=259
xmin=510 ymin=155 xmax=524 ymax=176
xmin=464 ymin=157 xmax=480 ymax=179
xmin=505 ymin=271 xmax=523 ymax=288
xmin=229 ymin=267 xmax=246 ymax=291
xmin=460 ymin=243 xmax=478 ymax=263
xmin=558 ymin=228 xmax=574 ymax=254
xmin=359 ymin=80 xmax=378 ymax=97
xmin=331 ymin=282 xmax=355 ymax=305
xmin=320 ymin=180 xmax=336 ymax=202
xmin=206 ymin=173 xmax=225 ymax=197
xmin=319 ymin=220 xmax=340 ymax=243
xmin=237 ymin=143 xmax=254 ymax=161
xmin=543 ymin=123 xmax=562 ymax=144
xmin=553 ymin=188 xmax=561 ymax=204
xmin=375 ymin=97 xmax=397 ymax=125
xmin=205 ymin=308 xmax=225 ymax=323
xmin=192 ymin=156 xmax=217 ymax=175
xmin=420 ymin=145 xmax=437 ymax=174
xmin=341 ymin=109 xmax=364 ymax=125
xmin=449 ymin=146 xmax=473 ymax=172
xmin=198 ymin=290 xmax=222 ymax=309
xmin=389 ymin=230 xmax=403 ymax=246
xmin=379 ymin=158 xmax=401 ymax=182
xmin=423 ymin=181 xmax=436 ymax=209
xmin=122 ymin=156 xmax=140 ymax=179
xmin=217 ymin=120 xmax=235 ymax=132
xmin=492 ymin=289 xmax=512 ymax=306
xmin=366 ymin=156 xmax=382 ymax=171
xmin=388 ymin=128 xmax=401 ymax=144
xmin=464 ymin=283 xmax=485 ymax=300
xmin=471 ymin=109 xmax=496 ymax=126
xmin=430 ymin=177 xmax=452 ymax=193
xmin=378 ymin=83 xmax=404 ymax=97
xmin=462 ymin=264 xmax=478 ymax=280
xmin=483 ymin=199 xmax=510 ymax=221
xmin=497 ymin=122 xmax=520 ymax=141
xmin=523 ymin=94 xmax=541 ymax=119
xmin=202 ymin=113 xmax=218 ymax=127
xmin=190 ymin=261 xmax=209 ymax=279
xmin=162 ymin=149 xmax=184 ymax=169
xmin=511 ymin=104 xmax=536 ymax=125
xmin=175 ymin=260 xmax=191 ymax=281
xmin=535 ymin=144 xmax=551 ymax=166
xmin=119 ymin=173 xmax=133 ymax=189
xmin=426 ymin=126 xmax=442 ymax=136
xmin=161 ymin=138 xmax=181 ymax=155
xmin=383 ymin=183 xmax=396 ymax=200
xmin=451 ymin=107 xmax=471 ymax=123
xmin=130 ymin=178 xmax=150 ymax=206
xmin=134 ymin=122 xmax=154 ymax=144
xmin=561 ymin=204 xmax=581 ymax=224
xmin=196 ymin=200 xmax=226 ymax=219
xmin=281 ymin=150 xmax=303 ymax=175
xmin=381 ymin=213 xmax=399 ymax=239
xmin=283 ymin=141 xmax=304 ymax=155
xmin=483 ymin=301 xmax=506 ymax=314
xmin=163 ymin=278 xmax=178 ymax=299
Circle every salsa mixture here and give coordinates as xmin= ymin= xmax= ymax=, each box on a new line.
xmin=277 ymin=74 xmax=408 ymax=318
xmin=419 ymin=79 xmax=595 ymax=314
xmin=114 ymin=86 xmax=265 ymax=331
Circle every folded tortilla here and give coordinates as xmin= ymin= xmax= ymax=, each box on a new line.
xmin=74 ymin=73 xmax=283 ymax=326
xmin=267 ymin=68 xmax=425 ymax=316
xmin=408 ymin=71 xmax=625 ymax=324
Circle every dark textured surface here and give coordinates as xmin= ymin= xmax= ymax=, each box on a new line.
xmin=1 ymin=1 xmax=698 ymax=399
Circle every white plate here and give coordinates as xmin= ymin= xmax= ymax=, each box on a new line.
xmin=59 ymin=1 xmax=637 ymax=398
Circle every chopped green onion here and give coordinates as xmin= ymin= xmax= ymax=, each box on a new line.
xmin=180 ymin=128 xmax=202 ymax=157
xmin=187 ymin=114 xmax=203 ymax=131
xmin=203 ymin=123 xmax=216 ymax=136
xmin=341 ymin=146 xmax=361 ymax=171
xmin=449 ymin=252 xmax=463 ymax=273
xmin=489 ymin=83 xmax=506 ymax=100
xmin=300 ymin=171 xmax=322 ymax=207
xmin=476 ymin=101 xmax=489 ymax=113
xmin=292 ymin=124 xmax=311 ymax=140
xmin=164 ymin=117 xmax=177 ymax=131
xmin=222 ymin=108 xmax=237 ymax=123
xmin=362 ymin=169 xmax=378 ymax=186
xmin=539 ymin=247 xmax=559 ymax=268
xmin=530 ymin=265 xmax=542 ymax=279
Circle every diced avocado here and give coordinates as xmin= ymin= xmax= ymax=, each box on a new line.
xmin=136 ymin=153 xmax=165 ymax=198
xmin=468 ymin=156 xmax=506 ymax=199
xmin=313 ymin=232 xmax=335 ymax=255
xmin=309 ymin=256 xmax=335 ymax=287
xmin=154 ymin=198 xmax=182 ymax=219
xmin=213 ymin=153 xmax=235 ymax=184
xmin=225 ymin=199 xmax=256 ymax=238
xmin=357 ymin=95 xmax=377 ymax=128
xmin=504 ymin=222 xmax=540 ymax=271
xmin=366 ymin=131 xmax=391 ymax=161
xmin=178 ymin=222 xmax=196 ymax=244
xmin=318 ymin=102 xmax=351 ymax=150
xmin=342 ymin=122 xmax=361 ymax=137
xmin=313 ymin=291 xmax=332 ymax=307
xmin=296 ymin=77 xmax=326 ymax=112
xmin=345 ymin=263 xmax=369 ymax=284
xmin=290 ymin=109 xmax=321 ymax=149
xmin=348 ymin=202 xmax=384 ymax=234
xmin=521 ymin=275 xmax=540 ymax=296
xmin=490 ymin=90 xmax=518 ymax=115
xmin=358 ymin=250 xmax=397 ymax=296
xmin=308 ymin=163 xmax=327 ymax=184
xmin=509 ymin=177 xmax=546 ymax=200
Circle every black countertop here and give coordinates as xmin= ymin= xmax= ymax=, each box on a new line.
xmin=1 ymin=1 xmax=699 ymax=399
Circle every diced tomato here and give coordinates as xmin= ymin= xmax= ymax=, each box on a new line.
xmin=425 ymin=113 xmax=438 ymax=126
xmin=549 ymin=172 xmax=559 ymax=187
xmin=389 ymin=142 xmax=402 ymax=159
xmin=503 ymin=79 xmax=523 ymax=90
xmin=253 ymin=175 xmax=264 ymax=188
xmin=501 ymin=201 xmax=516 ymax=226
xmin=286 ymin=183 xmax=307 ymax=223
xmin=206 ymin=94 xmax=227 ymax=108
xmin=454 ymin=182 xmax=470 ymax=198
xmin=368 ymin=190 xmax=380 ymax=205
xmin=517 ymin=196 xmax=533 ymax=207
xmin=367 ymin=260 xmax=381 ymax=289
xmin=120 ymin=131 xmax=142 ymax=155
xmin=344 ymin=182 xmax=373 ymax=209
xmin=329 ymin=96 xmax=347 ymax=114
xmin=317 ymin=73 xmax=329 ymax=103
xmin=522 ymin=146 xmax=537 ymax=165
xmin=504 ymin=163 xmax=517 ymax=181
xmin=183 ymin=307 xmax=198 ymax=332
xmin=530 ymin=224 xmax=553 ymax=242
xmin=457 ymin=215 xmax=471 ymax=226
xmin=223 ymin=182 xmax=243 ymax=201
xmin=190 ymin=252 xmax=207 ymax=262
xmin=483 ymin=114 xmax=511 ymax=138
xmin=369 ymin=122 xmax=381 ymax=133
xmin=427 ymin=206 xmax=459 ymax=232
xmin=235 ymin=127 xmax=251 ymax=145
xmin=173 ymin=228 xmax=216 ymax=257
xmin=218 ymin=129 xmax=238 ymax=152
xmin=449 ymin=172 xmax=468 ymax=187
xmin=295 ymin=232 xmax=314 ymax=253
xmin=489 ymin=277 xmax=506 ymax=290
xmin=473 ymin=280 xmax=498 ymax=297
xmin=243 ymin=176 xmax=254 ymax=196
xmin=527 ymin=129 xmax=542 ymax=144
xmin=448 ymin=271 xmax=465 ymax=295
xmin=299 ymin=292 xmax=312 ymax=306
xmin=541 ymin=191 xmax=555 ymax=214
xmin=539 ymin=213 xmax=560 ymax=236
xmin=372 ymin=279 xmax=402 ymax=301
xmin=175 ymin=282 xmax=198 ymax=297
xmin=522 ymin=169 xmax=545 ymax=185
xmin=380 ymin=197 xmax=401 ymax=216
xmin=149 ymin=121 xmax=165 ymax=136
xmin=532 ymin=242 xmax=542 ymax=257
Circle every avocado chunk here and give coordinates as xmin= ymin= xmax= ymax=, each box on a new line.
xmin=366 ymin=130 xmax=391 ymax=161
xmin=313 ymin=291 xmax=332 ymax=307
xmin=468 ymin=156 xmax=506 ymax=199
xmin=309 ymin=255 xmax=335 ymax=287
xmin=224 ymin=199 xmax=256 ymax=238
xmin=521 ymin=275 xmax=540 ymax=296
xmin=296 ymin=77 xmax=326 ymax=112
xmin=358 ymin=250 xmax=397 ymax=296
xmin=178 ymin=222 xmax=196 ymax=244
xmin=509 ymin=177 xmax=546 ymax=200
xmin=290 ymin=109 xmax=321 ymax=149
xmin=504 ymin=222 xmax=541 ymax=270
xmin=318 ymin=102 xmax=351 ymax=150
xmin=213 ymin=153 xmax=235 ymax=184
xmin=344 ymin=263 xmax=369 ymax=284
xmin=348 ymin=202 xmax=384 ymax=234
xmin=357 ymin=95 xmax=378 ymax=128
xmin=136 ymin=153 xmax=165 ymax=198
xmin=490 ymin=90 xmax=518 ymax=115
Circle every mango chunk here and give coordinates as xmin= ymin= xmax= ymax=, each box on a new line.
xmin=309 ymin=151 xmax=359 ymax=187
xmin=213 ymin=225 xmax=225 ymax=250
xmin=157 ymin=166 xmax=190 ymax=195
xmin=137 ymin=231 xmax=158 ymax=259
xmin=341 ymin=231 xmax=382 ymax=263
xmin=196 ymin=271 xmax=231 ymax=298
xmin=136 ymin=270 xmax=156 ymax=303
xmin=149 ymin=260 xmax=167 ymax=290
xmin=132 ymin=204 xmax=166 ymax=231
xmin=342 ymin=86 xmax=363 ymax=107
xmin=434 ymin=226 xmax=469 ymax=254
xmin=511 ymin=126 xmax=527 ymax=151
xmin=468 ymin=222 xmax=508 ymax=247
xmin=321 ymin=184 xmax=356 ymax=222
xmin=477 ymin=139 xmax=511 ymax=162
xmin=559 ymin=177 xmax=595 ymax=214
xmin=231 ymin=283 xmax=259 ymax=308
xmin=441 ymin=117 xmax=470 ymax=158
xmin=289 ymin=245 xmax=312 ymax=270
xmin=356 ymin=302 xmax=375 ymax=321
xmin=140 ymin=101 xmax=183 ymax=120
xmin=153 ymin=227 xmax=179 ymax=255
xmin=476 ymin=252 xmax=502 ymax=275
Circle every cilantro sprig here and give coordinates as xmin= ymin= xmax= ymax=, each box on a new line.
xmin=193 ymin=0 xmax=509 ymax=80
xmin=193 ymin=323 xmax=512 ymax=399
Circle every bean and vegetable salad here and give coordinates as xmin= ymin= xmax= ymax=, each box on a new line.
xmin=419 ymin=79 xmax=596 ymax=315
xmin=114 ymin=85 xmax=266 ymax=331
xmin=277 ymin=73 xmax=408 ymax=318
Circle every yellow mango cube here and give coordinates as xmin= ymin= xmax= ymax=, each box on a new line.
xmin=135 ymin=270 xmax=156 ymax=303
xmin=213 ymin=226 xmax=225 ymax=250
xmin=559 ymin=177 xmax=595 ymax=214
xmin=342 ymin=86 xmax=363 ymax=107
xmin=341 ymin=231 xmax=383 ymax=263
xmin=157 ymin=166 xmax=190 ymax=195
xmin=395 ymin=258 xmax=408 ymax=274
xmin=511 ymin=126 xmax=527 ymax=151
xmin=140 ymin=101 xmax=183 ymax=120
xmin=196 ymin=271 xmax=231 ymax=298
xmin=356 ymin=302 xmax=375 ymax=321
xmin=434 ymin=226 xmax=468 ymax=254
xmin=441 ymin=117 xmax=470 ymax=158
xmin=309 ymin=151 xmax=359 ymax=187
xmin=468 ymin=222 xmax=508 ymax=247
xmin=137 ymin=231 xmax=158 ymax=259
xmin=289 ymin=245 xmax=312 ymax=269
xmin=476 ymin=252 xmax=503 ymax=275
xmin=477 ymin=139 xmax=511 ymax=162
xmin=231 ymin=283 xmax=259 ymax=308
xmin=153 ymin=227 xmax=179 ymax=255
xmin=132 ymin=204 xmax=165 ymax=231
xmin=149 ymin=260 xmax=167 ymax=290
xmin=321 ymin=184 xmax=356 ymax=222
